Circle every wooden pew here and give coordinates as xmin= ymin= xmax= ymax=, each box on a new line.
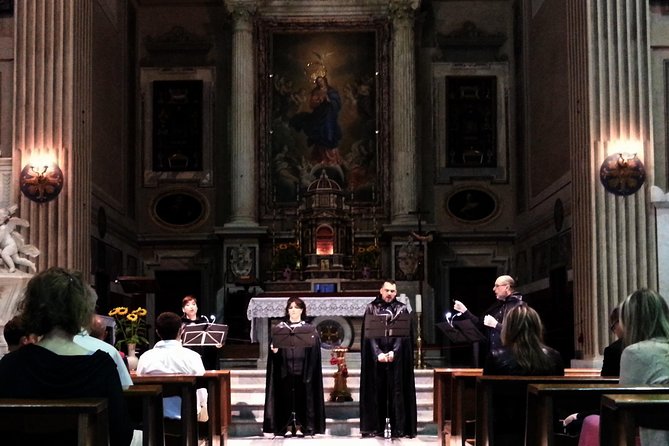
xmin=132 ymin=374 xmax=199 ymax=446
xmin=434 ymin=368 xmax=483 ymax=446
xmin=0 ymin=397 xmax=109 ymax=445
xmin=437 ymin=368 xmax=601 ymax=446
xmin=526 ymin=383 xmax=669 ymax=446
xmin=198 ymin=370 xmax=232 ymax=446
xmin=600 ymin=393 xmax=669 ymax=446
xmin=475 ymin=376 xmax=617 ymax=446
xmin=124 ymin=384 xmax=165 ymax=446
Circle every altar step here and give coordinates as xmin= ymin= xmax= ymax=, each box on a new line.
xmin=228 ymin=368 xmax=437 ymax=438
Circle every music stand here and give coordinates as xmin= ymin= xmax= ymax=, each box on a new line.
xmin=271 ymin=324 xmax=317 ymax=437
xmin=182 ymin=323 xmax=228 ymax=348
xmin=363 ymin=311 xmax=412 ymax=438
xmin=436 ymin=319 xmax=485 ymax=344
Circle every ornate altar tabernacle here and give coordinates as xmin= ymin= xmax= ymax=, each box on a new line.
xmin=299 ymin=170 xmax=352 ymax=278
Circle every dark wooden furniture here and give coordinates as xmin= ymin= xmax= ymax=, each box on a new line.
xmin=526 ymin=383 xmax=669 ymax=446
xmin=124 ymin=384 xmax=165 ymax=446
xmin=198 ymin=370 xmax=232 ymax=446
xmin=475 ymin=376 xmax=617 ymax=446
xmin=0 ymin=397 xmax=109 ymax=445
xmin=600 ymin=393 xmax=669 ymax=446
xmin=131 ymin=374 xmax=198 ymax=446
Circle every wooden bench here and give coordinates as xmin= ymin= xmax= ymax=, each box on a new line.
xmin=475 ymin=376 xmax=617 ymax=446
xmin=436 ymin=367 xmax=602 ymax=446
xmin=526 ymin=383 xmax=669 ymax=446
xmin=124 ymin=384 xmax=165 ymax=446
xmin=132 ymin=374 xmax=199 ymax=446
xmin=198 ymin=370 xmax=232 ymax=446
xmin=0 ymin=397 xmax=109 ymax=445
xmin=600 ymin=393 xmax=669 ymax=446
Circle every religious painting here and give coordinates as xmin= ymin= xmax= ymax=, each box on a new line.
xmin=151 ymin=189 xmax=208 ymax=229
xmin=259 ymin=21 xmax=389 ymax=208
xmin=445 ymin=188 xmax=498 ymax=223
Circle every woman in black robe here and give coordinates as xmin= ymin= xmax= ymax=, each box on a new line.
xmin=181 ymin=295 xmax=219 ymax=369
xmin=359 ymin=280 xmax=417 ymax=438
xmin=262 ymin=296 xmax=326 ymax=437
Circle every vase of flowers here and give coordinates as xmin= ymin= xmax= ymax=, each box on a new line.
xmin=108 ymin=306 xmax=148 ymax=355
xmin=329 ymin=348 xmax=353 ymax=402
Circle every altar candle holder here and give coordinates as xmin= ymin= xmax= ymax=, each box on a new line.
xmin=415 ymin=310 xmax=426 ymax=369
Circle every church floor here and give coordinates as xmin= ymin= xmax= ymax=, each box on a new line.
xmin=227 ymin=435 xmax=438 ymax=445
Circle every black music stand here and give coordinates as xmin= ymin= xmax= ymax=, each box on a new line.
xmin=271 ymin=324 xmax=317 ymax=437
xmin=363 ymin=311 xmax=411 ymax=439
xmin=182 ymin=323 xmax=228 ymax=348
xmin=437 ymin=319 xmax=486 ymax=367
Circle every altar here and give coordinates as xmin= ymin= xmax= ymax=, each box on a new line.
xmin=246 ymin=293 xmax=414 ymax=367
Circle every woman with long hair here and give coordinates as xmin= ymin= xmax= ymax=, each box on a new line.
xmin=483 ymin=303 xmax=564 ymax=375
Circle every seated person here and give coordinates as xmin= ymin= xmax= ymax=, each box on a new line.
xmin=136 ymin=312 xmax=208 ymax=420
xmin=74 ymin=313 xmax=133 ymax=389
xmin=0 ymin=267 xmax=133 ymax=446
xmin=3 ymin=315 xmax=38 ymax=353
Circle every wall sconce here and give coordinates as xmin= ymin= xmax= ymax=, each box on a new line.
xmin=599 ymin=153 xmax=646 ymax=196
xmin=19 ymin=162 xmax=64 ymax=203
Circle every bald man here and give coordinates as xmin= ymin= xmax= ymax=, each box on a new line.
xmin=453 ymin=275 xmax=524 ymax=354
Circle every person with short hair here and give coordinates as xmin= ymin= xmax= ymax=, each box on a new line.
xmin=137 ymin=311 xmax=208 ymax=420
xmin=3 ymin=315 xmax=37 ymax=353
xmin=0 ymin=267 xmax=133 ymax=446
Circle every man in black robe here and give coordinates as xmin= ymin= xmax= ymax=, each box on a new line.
xmin=359 ymin=279 xmax=417 ymax=438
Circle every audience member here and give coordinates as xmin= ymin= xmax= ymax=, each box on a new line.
xmin=482 ymin=303 xmax=564 ymax=446
xmin=136 ymin=311 xmax=208 ymax=421
xmin=483 ymin=303 xmax=564 ymax=375
xmin=578 ymin=289 xmax=669 ymax=446
xmin=359 ymin=279 xmax=417 ymax=438
xmin=454 ymin=274 xmax=524 ymax=360
xmin=74 ymin=313 xmax=133 ymax=389
xmin=262 ymin=297 xmax=325 ymax=437
xmin=0 ymin=267 xmax=133 ymax=446
xmin=3 ymin=315 xmax=38 ymax=353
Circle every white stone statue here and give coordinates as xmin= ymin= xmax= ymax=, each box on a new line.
xmin=0 ymin=205 xmax=39 ymax=273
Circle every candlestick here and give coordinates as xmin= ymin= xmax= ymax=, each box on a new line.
xmin=415 ymin=312 xmax=426 ymax=369
xmin=415 ymin=294 xmax=422 ymax=313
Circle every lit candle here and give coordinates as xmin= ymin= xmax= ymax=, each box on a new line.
xmin=415 ymin=294 xmax=422 ymax=313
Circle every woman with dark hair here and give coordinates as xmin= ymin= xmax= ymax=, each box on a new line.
xmin=483 ymin=303 xmax=564 ymax=375
xmin=263 ymin=297 xmax=325 ymax=437
xmin=0 ymin=267 xmax=133 ymax=445
xmin=181 ymin=294 xmax=218 ymax=369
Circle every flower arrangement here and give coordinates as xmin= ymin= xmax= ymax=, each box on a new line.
xmin=108 ymin=306 xmax=148 ymax=349
xmin=354 ymin=244 xmax=380 ymax=268
xmin=329 ymin=348 xmax=353 ymax=402
xmin=271 ymin=241 xmax=300 ymax=271
xmin=329 ymin=350 xmax=349 ymax=378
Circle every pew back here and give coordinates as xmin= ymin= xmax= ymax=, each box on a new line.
xmin=601 ymin=393 xmax=669 ymax=446
xmin=0 ymin=397 xmax=109 ymax=446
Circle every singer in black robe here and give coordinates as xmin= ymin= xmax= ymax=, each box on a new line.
xmin=262 ymin=297 xmax=326 ymax=437
xmin=359 ymin=280 xmax=417 ymax=438
xmin=181 ymin=295 xmax=219 ymax=369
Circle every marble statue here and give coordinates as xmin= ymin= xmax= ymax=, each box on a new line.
xmin=0 ymin=205 xmax=39 ymax=273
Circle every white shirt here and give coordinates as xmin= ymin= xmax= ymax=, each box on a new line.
xmin=136 ymin=339 xmax=207 ymax=419
xmin=73 ymin=331 xmax=133 ymax=389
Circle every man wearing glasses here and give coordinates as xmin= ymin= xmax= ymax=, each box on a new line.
xmin=453 ymin=275 xmax=524 ymax=355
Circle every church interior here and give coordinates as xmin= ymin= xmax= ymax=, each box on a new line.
xmin=1 ymin=0 xmax=669 ymax=441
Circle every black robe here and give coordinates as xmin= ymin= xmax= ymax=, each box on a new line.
xmin=262 ymin=320 xmax=326 ymax=436
xmin=359 ymin=297 xmax=417 ymax=438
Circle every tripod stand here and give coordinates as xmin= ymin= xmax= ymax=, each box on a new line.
xmin=270 ymin=323 xmax=317 ymax=437
xmin=363 ymin=311 xmax=411 ymax=439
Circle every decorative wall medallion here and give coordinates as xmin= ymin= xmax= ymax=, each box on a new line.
xmin=152 ymin=189 xmax=207 ymax=229
xmin=599 ymin=153 xmax=646 ymax=196
xmin=445 ymin=187 xmax=498 ymax=223
xmin=313 ymin=316 xmax=353 ymax=350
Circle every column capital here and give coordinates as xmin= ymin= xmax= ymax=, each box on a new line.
xmin=388 ymin=0 xmax=420 ymax=23
xmin=225 ymin=0 xmax=257 ymax=23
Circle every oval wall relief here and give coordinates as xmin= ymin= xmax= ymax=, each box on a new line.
xmin=445 ymin=188 xmax=498 ymax=223
xmin=152 ymin=190 xmax=208 ymax=229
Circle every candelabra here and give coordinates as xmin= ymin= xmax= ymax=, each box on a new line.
xmin=415 ymin=311 xmax=426 ymax=369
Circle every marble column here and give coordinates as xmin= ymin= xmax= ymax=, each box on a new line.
xmin=389 ymin=0 xmax=419 ymax=225
xmin=568 ymin=0 xmax=656 ymax=359
xmin=225 ymin=0 xmax=258 ymax=228
xmin=13 ymin=0 xmax=92 ymax=272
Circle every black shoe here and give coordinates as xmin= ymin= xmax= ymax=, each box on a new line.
xmin=361 ymin=432 xmax=376 ymax=438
